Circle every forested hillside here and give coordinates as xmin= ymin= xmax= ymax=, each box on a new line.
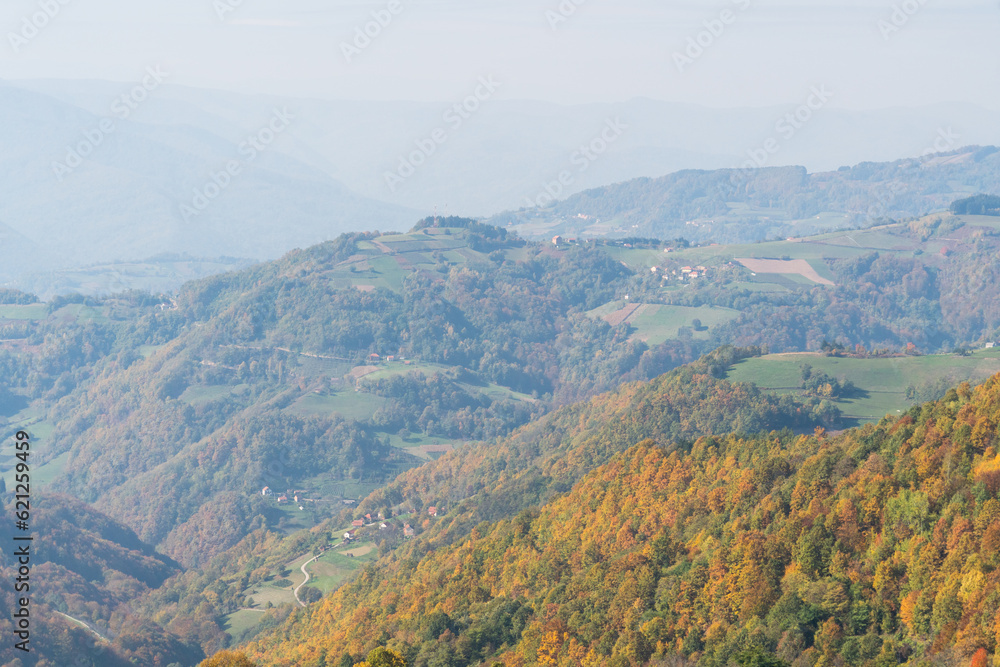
xmin=245 ymin=374 xmax=1000 ymax=667
xmin=5 ymin=213 xmax=1000 ymax=666
xmin=0 ymin=497 xmax=201 ymax=667
xmin=100 ymin=347 xmax=831 ymax=664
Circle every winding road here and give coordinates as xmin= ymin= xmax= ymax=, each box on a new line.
xmin=293 ymin=554 xmax=321 ymax=607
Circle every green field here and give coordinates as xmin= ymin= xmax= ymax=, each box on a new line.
xmin=0 ymin=304 xmax=47 ymax=320
xmin=0 ymin=407 xmax=58 ymax=489
xmin=628 ymin=305 xmax=739 ymax=344
xmin=589 ymin=301 xmax=740 ymax=344
xmin=306 ymin=544 xmax=378 ymax=594
xmin=284 ymin=391 xmax=386 ymax=421
xmin=178 ymin=385 xmax=235 ymax=406
xmin=386 ymin=431 xmax=461 ymax=461
xmin=726 ymin=349 xmax=1000 ymax=423
xmin=222 ymin=609 xmax=268 ymax=638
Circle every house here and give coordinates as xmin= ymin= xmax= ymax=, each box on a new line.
xmin=277 ymin=495 xmax=288 ymax=504
xmin=987 ymin=342 xmax=997 ymax=349
xmin=293 ymin=495 xmax=300 ymax=503
xmin=380 ymin=523 xmax=389 ymax=530
xmin=428 ymin=507 xmax=438 ymax=517
xmin=261 ymin=486 xmax=272 ymax=497
xmin=344 ymin=529 xmax=356 ymax=541
xmin=403 ymin=524 xmax=415 ymax=537
xmin=364 ymin=513 xmax=373 ymax=522
xmin=552 ymin=236 xmax=563 ymax=246
xmin=387 ymin=356 xmax=396 ymax=362
xmin=690 ymin=272 xmax=699 ymax=279
xmin=352 ymin=519 xmax=364 ymax=527
xmin=369 ymin=353 xmax=381 ymax=361
xmin=650 ymin=267 xmax=659 ymax=274
xmin=342 ymin=499 xmax=357 ymax=506
xmin=681 ymin=267 xmax=693 ymax=274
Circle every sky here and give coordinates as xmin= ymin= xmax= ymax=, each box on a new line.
xmin=0 ymin=0 xmax=998 ymax=109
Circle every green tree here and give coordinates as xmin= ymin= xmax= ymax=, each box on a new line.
xmin=355 ymin=647 xmax=407 ymax=667
xmin=735 ymin=647 xmax=790 ymax=667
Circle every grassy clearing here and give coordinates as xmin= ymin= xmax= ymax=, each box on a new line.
xmin=307 ymin=544 xmax=378 ymax=594
xmin=589 ymin=302 xmax=740 ymax=345
xmin=386 ymin=432 xmax=461 ymax=461
xmin=138 ymin=344 xmax=166 ymax=358
xmin=240 ymin=582 xmax=296 ymax=610
xmin=285 ymin=391 xmax=385 ymax=421
xmin=222 ymin=609 xmax=268 ymax=638
xmin=627 ymin=305 xmax=740 ymax=344
xmin=0 ymin=304 xmax=47 ymax=320
xmin=361 ymin=361 xmax=449 ymax=382
xmin=726 ymin=349 xmax=1000 ymax=422
xmin=178 ymin=385 xmax=233 ymax=406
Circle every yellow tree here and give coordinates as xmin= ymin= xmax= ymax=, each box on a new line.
xmin=199 ymin=651 xmax=257 ymax=667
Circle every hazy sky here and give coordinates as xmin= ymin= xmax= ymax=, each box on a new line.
xmin=1 ymin=0 xmax=997 ymax=109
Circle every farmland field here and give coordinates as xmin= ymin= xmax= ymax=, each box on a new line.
xmin=726 ymin=349 xmax=1000 ymax=423
xmin=0 ymin=304 xmax=47 ymax=320
xmin=590 ymin=301 xmax=740 ymax=344
xmin=284 ymin=391 xmax=386 ymax=421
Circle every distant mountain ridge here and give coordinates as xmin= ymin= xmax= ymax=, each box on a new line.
xmin=12 ymin=79 xmax=1000 ymax=216
xmin=490 ymin=146 xmax=1000 ymax=243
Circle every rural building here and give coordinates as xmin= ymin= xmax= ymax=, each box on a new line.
xmin=428 ymin=507 xmax=438 ymax=517
xmin=404 ymin=524 xmax=415 ymax=537
xmin=352 ymin=519 xmax=364 ymax=527
xmin=552 ymin=236 xmax=563 ymax=246
xmin=261 ymin=486 xmax=272 ymax=497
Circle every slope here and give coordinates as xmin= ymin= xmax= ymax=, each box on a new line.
xmin=124 ymin=347 xmax=832 ymax=658
xmin=245 ymin=375 xmax=1000 ymax=667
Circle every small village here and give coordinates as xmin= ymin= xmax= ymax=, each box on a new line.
xmin=259 ymin=485 xmax=441 ymax=546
